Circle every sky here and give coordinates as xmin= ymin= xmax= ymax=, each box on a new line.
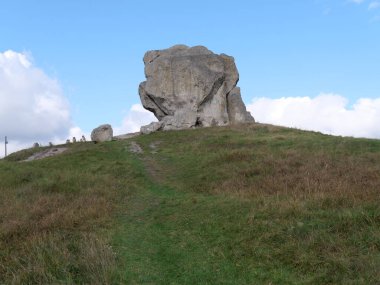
xmin=0 ymin=0 xmax=379 ymax=156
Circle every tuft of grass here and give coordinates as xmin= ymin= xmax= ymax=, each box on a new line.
xmin=1 ymin=124 xmax=380 ymax=284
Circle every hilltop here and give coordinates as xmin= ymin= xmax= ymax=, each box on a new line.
xmin=1 ymin=124 xmax=380 ymax=284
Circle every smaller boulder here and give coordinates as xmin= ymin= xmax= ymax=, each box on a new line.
xmin=91 ymin=124 xmax=113 ymax=142
xmin=141 ymin=122 xmax=162 ymax=135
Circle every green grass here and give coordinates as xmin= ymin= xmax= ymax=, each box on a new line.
xmin=1 ymin=124 xmax=380 ymax=284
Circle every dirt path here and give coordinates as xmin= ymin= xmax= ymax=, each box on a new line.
xmin=128 ymin=140 xmax=169 ymax=185
xmin=129 ymin=141 xmax=144 ymax=154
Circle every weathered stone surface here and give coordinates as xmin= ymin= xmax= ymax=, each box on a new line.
xmin=162 ymin=109 xmax=198 ymax=131
xmin=139 ymin=45 xmax=254 ymax=133
xmin=139 ymin=82 xmax=166 ymax=120
xmin=227 ymin=87 xmax=255 ymax=124
xmin=141 ymin=122 xmax=163 ymax=134
xmin=91 ymin=124 xmax=113 ymax=142
xmin=113 ymin=132 xmax=141 ymax=140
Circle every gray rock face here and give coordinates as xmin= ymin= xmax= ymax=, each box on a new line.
xmin=139 ymin=45 xmax=254 ymax=133
xmin=141 ymin=122 xmax=163 ymax=134
xmin=227 ymin=87 xmax=255 ymax=124
xmin=91 ymin=124 xmax=113 ymax=142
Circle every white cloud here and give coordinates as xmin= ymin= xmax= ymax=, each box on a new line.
xmin=247 ymin=93 xmax=380 ymax=139
xmin=369 ymin=1 xmax=380 ymax=9
xmin=114 ymin=103 xmax=157 ymax=135
xmin=0 ymin=50 xmax=79 ymax=157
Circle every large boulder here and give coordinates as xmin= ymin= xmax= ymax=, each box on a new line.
xmin=139 ymin=45 xmax=254 ymax=132
xmin=91 ymin=124 xmax=113 ymax=142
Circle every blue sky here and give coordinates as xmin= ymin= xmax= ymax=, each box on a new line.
xmin=1 ymin=0 xmax=380 ymax=154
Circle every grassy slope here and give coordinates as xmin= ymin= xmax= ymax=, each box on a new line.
xmin=1 ymin=124 xmax=380 ymax=284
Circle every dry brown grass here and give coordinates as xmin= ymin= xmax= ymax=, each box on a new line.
xmin=151 ymin=124 xmax=380 ymax=206
xmin=213 ymin=150 xmax=380 ymax=202
xmin=1 ymin=232 xmax=115 ymax=284
xmin=0 ymin=144 xmax=126 ymax=284
xmin=0 ymin=184 xmax=116 ymax=283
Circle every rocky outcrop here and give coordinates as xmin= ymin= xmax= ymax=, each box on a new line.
xmin=91 ymin=124 xmax=113 ymax=142
xmin=139 ymin=45 xmax=254 ymax=133
xmin=227 ymin=87 xmax=255 ymax=124
xmin=141 ymin=122 xmax=162 ymax=135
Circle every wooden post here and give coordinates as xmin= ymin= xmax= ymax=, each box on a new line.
xmin=4 ymin=136 xmax=8 ymax=157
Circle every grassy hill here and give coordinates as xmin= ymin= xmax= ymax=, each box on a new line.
xmin=1 ymin=124 xmax=380 ymax=284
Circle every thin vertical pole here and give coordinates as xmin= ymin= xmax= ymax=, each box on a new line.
xmin=5 ymin=136 xmax=7 ymax=157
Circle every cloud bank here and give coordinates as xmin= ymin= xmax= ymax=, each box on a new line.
xmin=0 ymin=50 xmax=80 ymax=156
xmin=247 ymin=93 xmax=380 ymax=139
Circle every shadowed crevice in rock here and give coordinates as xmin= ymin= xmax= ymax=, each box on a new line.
xmin=198 ymin=76 xmax=225 ymax=108
xmin=139 ymin=82 xmax=167 ymax=120
xmin=139 ymin=45 xmax=254 ymax=133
